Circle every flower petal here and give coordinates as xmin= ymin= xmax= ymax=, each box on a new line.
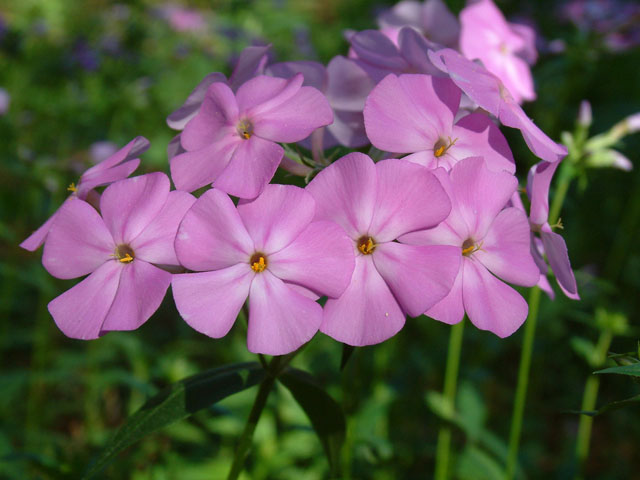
xmin=236 ymin=184 xmax=316 ymax=254
xmin=463 ymin=259 xmax=529 ymax=338
xmin=268 ymin=220 xmax=355 ymax=298
xmin=373 ymin=242 xmax=461 ymax=317
xmin=173 ymin=264 xmax=254 ymax=338
xmin=326 ymin=55 xmax=374 ymax=112
xmin=20 ymin=204 xmax=62 ymax=252
xmin=101 ymin=260 xmax=172 ymax=333
xmin=474 ymin=207 xmax=539 ymax=287
xmin=237 ymin=74 xmax=303 ymax=115
xmin=130 ymin=191 xmax=196 ymax=266
xmin=167 ymin=72 xmax=227 ymax=130
xmin=213 ymin=136 xmax=284 ymax=199
xmin=77 ymin=159 xmax=141 ymax=199
xmin=175 ymin=189 xmax=253 ymax=271
xmin=48 ymin=261 xmax=121 ymax=339
xmin=321 ymin=255 xmax=405 ymax=346
xmin=370 ymin=159 xmax=451 ymax=241
xmin=426 ymin=266 xmax=465 ymax=325
xmin=541 ymin=226 xmax=578 ymax=296
xmin=306 ymin=152 xmax=377 ymax=238
xmin=350 ymin=30 xmax=408 ymax=71
xmin=228 ymin=45 xmax=271 ymax=91
xmin=170 ymin=135 xmax=238 ymax=193
xmin=43 ymin=198 xmax=113 ymax=279
xmin=527 ymin=160 xmax=559 ymax=225
xmin=100 ymin=172 xmax=170 ymax=245
xmin=248 ymin=271 xmax=322 ymax=355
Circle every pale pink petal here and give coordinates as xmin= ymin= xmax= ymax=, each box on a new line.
xmin=130 ymin=191 xmax=196 ymax=266
xmin=237 ymin=74 xmax=303 ymax=115
xmin=77 ymin=159 xmax=140 ymax=199
xmin=474 ymin=207 xmax=539 ymax=287
xmin=364 ymin=74 xmax=460 ymax=153
xmin=451 ymin=112 xmax=515 ymax=173
xmin=252 ymin=86 xmax=333 ymax=143
xmin=228 ymin=45 xmax=271 ymax=91
xmin=421 ymin=0 xmax=460 ymax=47
xmin=172 ymin=264 xmax=254 ymax=338
xmin=540 ymin=226 xmax=578 ymax=296
xmin=100 ymin=173 xmax=170 ymax=245
xmin=48 ymin=261 xmax=121 ymax=340
xmin=425 ymin=266 xmax=465 ymax=325
xmin=373 ymin=242 xmax=461 ymax=317
xmin=170 ymin=135 xmax=238 ymax=193
xmin=306 ymin=152 xmax=377 ymax=238
xmin=321 ymin=255 xmax=405 ymax=346
xmin=327 ymin=109 xmax=369 ymax=148
xmin=181 ymin=83 xmax=239 ymax=151
xmin=20 ymin=204 xmax=63 ymax=252
xmin=266 ymin=60 xmax=327 ymax=92
xmin=213 ymin=136 xmax=283 ymax=199
xmin=463 ymin=259 xmax=529 ymax=338
xmin=369 ymin=159 xmax=451 ymax=242
xmin=397 ymin=27 xmax=441 ymax=75
xmin=401 ymin=150 xmax=439 ymax=170
xmin=167 ymin=134 xmax=185 ymax=161
xmin=167 ymin=72 xmax=227 ymax=130
xmin=43 ymin=198 xmax=114 ymax=279
xmin=101 ymin=260 xmax=172 ymax=332
xmin=84 ymin=136 xmax=149 ymax=172
xmin=268 ymin=220 xmax=355 ymax=298
xmin=538 ymin=273 xmax=556 ymax=300
xmin=449 ymin=157 xmax=517 ymax=239
xmin=236 ymin=184 xmax=315 ymax=254
xmin=527 ymin=160 xmax=559 ymax=225
xmin=350 ymin=30 xmax=408 ymax=71
xmin=175 ymin=189 xmax=253 ymax=271
xmin=326 ymin=56 xmax=374 ymax=112
xmin=248 ymin=271 xmax=322 ymax=355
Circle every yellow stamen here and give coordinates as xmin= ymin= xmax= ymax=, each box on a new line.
xmin=67 ymin=182 xmax=77 ymax=193
xmin=357 ymin=237 xmax=376 ymax=255
xmin=242 ymin=131 xmax=251 ymax=140
xmin=433 ymin=137 xmax=458 ymax=158
xmin=462 ymin=240 xmax=483 ymax=257
xmin=434 ymin=145 xmax=446 ymax=157
xmin=119 ymin=253 xmax=134 ymax=263
xmin=251 ymin=256 xmax=266 ymax=273
xmin=552 ymin=218 xmax=564 ymax=230
xmin=461 ymin=245 xmax=476 ymax=256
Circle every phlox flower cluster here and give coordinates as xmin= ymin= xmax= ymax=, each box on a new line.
xmin=23 ymin=0 xmax=578 ymax=355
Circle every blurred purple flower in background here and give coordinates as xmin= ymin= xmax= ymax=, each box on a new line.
xmin=0 ymin=88 xmax=10 ymax=115
xmin=158 ymin=4 xmax=207 ymax=33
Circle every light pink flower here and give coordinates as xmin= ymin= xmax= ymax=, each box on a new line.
xmin=172 ymin=185 xmax=355 ymax=355
xmin=42 ymin=173 xmax=195 ymax=339
xmin=460 ymin=0 xmax=538 ymax=103
xmin=428 ymin=47 xmax=568 ymax=163
xmin=364 ymin=73 xmax=514 ymax=172
xmin=306 ymin=153 xmax=461 ymax=346
xmin=170 ymin=73 xmax=333 ymax=198
xmin=20 ymin=136 xmax=149 ymax=251
xmin=401 ymin=157 xmax=539 ymax=337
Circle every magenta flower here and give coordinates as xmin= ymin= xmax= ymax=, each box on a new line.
xmin=20 ymin=136 xmax=149 ymax=251
xmin=364 ymin=73 xmax=515 ymax=172
xmin=172 ymin=185 xmax=355 ymax=355
xmin=377 ymin=0 xmax=460 ymax=48
xmin=306 ymin=153 xmax=461 ymax=346
xmin=42 ymin=173 xmax=195 ymax=339
xmin=170 ymin=73 xmax=333 ymax=198
xmin=460 ymin=0 xmax=538 ymax=103
xmin=428 ymin=48 xmax=568 ymax=163
xmin=527 ymin=160 xmax=579 ymax=298
xmin=401 ymin=157 xmax=539 ymax=337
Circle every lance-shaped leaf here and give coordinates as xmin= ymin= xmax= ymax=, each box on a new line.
xmin=84 ymin=362 xmax=265 ymax=479
xmin=574 ymin=394 xmax=640 ymax=417
xmin=279 ymin=368 xmax=346 ymax=478
xmin=595 ymin=363 xmax=640 ymax=377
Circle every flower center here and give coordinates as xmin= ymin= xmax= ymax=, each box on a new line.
xmin=67 ymin=182 xmax=78 ymax=193
xmin=249 ymin=252 xmax=267 ymax=273
xmin=115 ymin=244 xmax=135 ymax=263
xmin=461 ymin=238 xmax=481 ymax=257
xmin=433 ymin=137 xmax=458 ymax=157
xmin=357 ymin=236 xmax=376 ymax=255
xmin=237 ymin=118 xmax=253 ymax=140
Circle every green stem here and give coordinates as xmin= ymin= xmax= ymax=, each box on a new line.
xmin=548 ymin=161 xmax=574 ymax=226
xmin=434 ymin=319 xmax=466 ymax=480
xmin=574 ymin=329 xmax=613 ymax=479
xmin=226 ymin=352 xmax=298 ymax=480
xmin=505 ymin=286 xmax=542 ymax=480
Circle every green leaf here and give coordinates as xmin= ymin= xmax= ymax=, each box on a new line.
xmin=83 ymin=362 xmax=265 ymax=479
xmin=456 ymin=445 xmax=505 ymax=480
xmin=279 ymin=368 xmax=346 ymax=478
xmin=574 ymin=394 xmax=640 ymax=417
xmin=595 ymin=363 xmax=640 ymax=377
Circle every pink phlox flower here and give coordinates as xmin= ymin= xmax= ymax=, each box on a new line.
xmin=166 ymin=45 xmax=271 ymax=131
xmin=306 ymin=153 xmax=461 ymax=346
xmin=460 ymin=0 xmax=538 ymax=103
xmin=42 ymin=172 xmax=195 ymax=339
xmin=159 ymin=4 xmax=207 ymax=33
xmin=363 ymin=73 xmax=514 ymax=173
xmin=428 ymin=47 xmax=568 ymax=163
xmin=401 ymin=157 xmax=540 ymax=337
xmin=377 ymin=0 xmax=460 ymax=48
xmin=527 ymin=160 xmax=579 ymax=299
xmin=20 ymin=136 xmax=149 ymax=252
xmin=170 ymin=73 xmax=333 ymax=198
xmin=171 ymin=184 xmax=355 ymax=355
xmin=349 ymin=26 xmax=442 ymax=84
xmin=267 ymin=57 xmax=374 ymax=149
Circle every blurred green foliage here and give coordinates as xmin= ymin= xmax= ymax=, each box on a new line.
xmin=1 ymin=0 xmax=640 ymax=479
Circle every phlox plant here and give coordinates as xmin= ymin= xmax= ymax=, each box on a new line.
xmin=18 ymin=0 xmax=639 ymax=478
